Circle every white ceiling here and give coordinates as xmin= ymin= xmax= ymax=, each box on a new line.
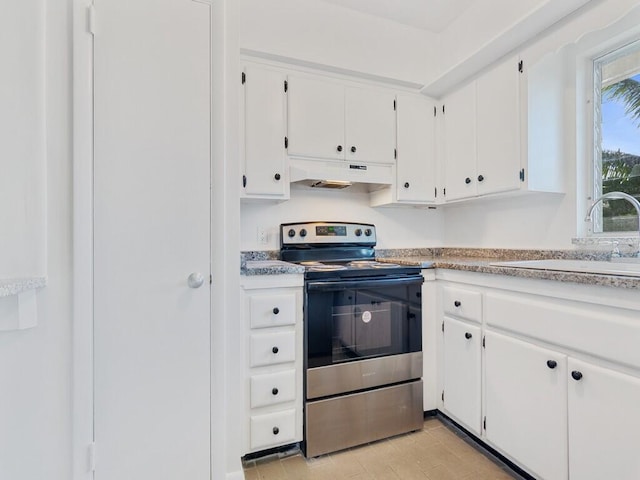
xmin=316 ymin=0 xmax=476 ymax=33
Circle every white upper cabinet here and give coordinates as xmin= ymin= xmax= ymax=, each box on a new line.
xmin=371 ymin=93 xmax=437 ymax=206
xmin=443 ymin=81 xmax=476 ymax=201
xmin=242 ymin=64 xmax=289 ymax=199
xmin=344 ymin=87 xmax=396 ymax=165
xmin=287 ymin=75 xmax=345 ymax=161
xmin=287 ymin=75 xmax=395 ymax=165
xmin=441 ymin=54 xmax=563 ymax=203
xmin=396 ymin=94 xmax=436 ymax=202
xmin=476 ymin=58 xmax=521 ymax=196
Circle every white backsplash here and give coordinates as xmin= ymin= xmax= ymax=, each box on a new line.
xmin=241 ymin=184 xmax=444 ymax=251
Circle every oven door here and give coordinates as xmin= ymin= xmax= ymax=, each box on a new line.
xmin=305 ymin=275 xmax=423 ymax=370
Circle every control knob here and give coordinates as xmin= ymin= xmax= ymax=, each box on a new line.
xmin=364 ymin=228 xmax=372 ymax=237
xmin=300 ymin=229 xmax=307 ymax=237
xmin=287 ymin=229 xmax=296 ymax=238
xmin=355 ymin=229 xmax=363 ymax=237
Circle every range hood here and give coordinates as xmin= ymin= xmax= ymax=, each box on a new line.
xmin=289 ymin=157 xmax=394 ymax=189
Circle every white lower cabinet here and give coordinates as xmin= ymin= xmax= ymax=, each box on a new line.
xmin=241 ymin=275 xmax=303 ymax=454
xmin=250 ymin=409 xmax=297 ymax=451
xmin=442 ymin=317 xmax=482 ymax=435
xmin=568 ymin=358 xmax=640 ymax=480
xmin=437 ymin=274 xmax=640 ymax=480
xmin=484 ymin=330 xmax=568 ymax=480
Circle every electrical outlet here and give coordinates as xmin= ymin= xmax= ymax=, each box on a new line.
xmin=257 ymin=227 xmax=269 ymax=245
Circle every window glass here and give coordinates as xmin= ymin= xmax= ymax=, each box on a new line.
xmin=594 ymin=42 xmax=640 ymax=233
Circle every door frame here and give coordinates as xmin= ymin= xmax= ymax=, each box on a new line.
xmin=71 ymin=1 xmax=241 ymax=479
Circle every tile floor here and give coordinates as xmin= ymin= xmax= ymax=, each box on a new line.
xmin=243 ymin=417 xmax=527 ymax=480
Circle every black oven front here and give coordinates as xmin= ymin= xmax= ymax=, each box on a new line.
xmin=305 ymin=274 xmax=423 ymax=369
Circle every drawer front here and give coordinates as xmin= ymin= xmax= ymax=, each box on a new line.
xmin=485 ymin=291 xmax=640 ymax=370
xmin=250 ymin=369 xmax=296 ymax=408
xmin=249 ymin=292 xmax=297 ymax=329
xmin=442 ymin=286 xmax=482 ymax=323
xmin=250 ymin=409 xmax=296 ymax=451
xmin=250 ymin=331 xmax=296 ymax=367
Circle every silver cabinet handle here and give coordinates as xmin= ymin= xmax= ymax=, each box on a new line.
xmin=188 ymin=272 xmax=205 ymax=288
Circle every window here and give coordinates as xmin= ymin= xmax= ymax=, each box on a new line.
xmin=593 ymin=41 xmax=640 ymax=233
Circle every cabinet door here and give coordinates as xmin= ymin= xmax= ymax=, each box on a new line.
xmin=484 ymin=331 xmax=568 ymax=480
xmin=476 ymin=56 xmax=521 ymax=196
xmin=442 ymin=317 xmax=482 ymax=435
xmin=443 ymin=82 xmax=477 ymax=201
xmin=345 ymin=87 xmax=396 ymax=165
xmin=287 ymin=76 xmax=344 ymax=160
xmin=396 ymin=94 xmax=436 ymax=202
xmin=243 ymin=65 xmax=287 ymax=197
xmin=568 ymin=359 xmax=640 ymax=480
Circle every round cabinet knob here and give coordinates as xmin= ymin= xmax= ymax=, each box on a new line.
xmin=465 ymin=177 xmax=471 ymax=184
xmin=571 ymin=370 xmax=583 ymax=381
xmin=272 ymin=388 xmax=279 ymax=396
xmin=272 ymin=346 xmax=279 ymax=354
xmin=478 ymin=175 xmax=484 ymax=182
xmin=464 ymin=332 xmax=473 ymax=339
xmin=272 ymin=307 xmax=279 ymax=315
xmin=454 ymin=301 xmax=461 ymax=307
xmin=287 ymin=229 xmax=296 ymax=238
xmin=187 ymin=272 xmax=205 ymax=289
xmin=355 ymin=229 xmax=363 ymax=237
xmin=404 ymin=182 xmax=410 ymax=188
xmin=364 ymin=228 xmax=372 ymax=237
xmin=547 ymin=360 xmax=558 ymax=369
xmin=351 ymin=146 xmax=357 ymax=153
xmin=337 ymin=145 xmax=343 ymax=152
xmin=272 ymin=427 xmax=280 ymax=435
xmin=299 ymin=229 xmax=307 ymax=237
xmin=274 ymin=173 xmax=281 ymax=181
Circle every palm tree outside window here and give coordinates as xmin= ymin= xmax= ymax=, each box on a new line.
xmin=593 ymin=40 xmax=640 ymax=233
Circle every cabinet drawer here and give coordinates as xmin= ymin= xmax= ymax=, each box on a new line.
xmin=250 ymin=369 xmax=296 ymax=408
xmin=249 ymin=292 xmax=297 ymax=329
xmin=250 ymin=331 xmax=296 ymax=367
xmin=486 ymin=291 xmax=640 ymax=370
xmin=442 ymin=286 xmax=482 ymax=323
xmin=250 ymin=409 xmax=296 ymax=451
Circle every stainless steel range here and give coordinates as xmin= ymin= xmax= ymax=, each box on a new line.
xmin=280 ymin=221 xmax=424 ymax=457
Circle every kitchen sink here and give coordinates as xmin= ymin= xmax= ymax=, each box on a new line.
xmin=490 ymin=259 xmax=640 ymax=277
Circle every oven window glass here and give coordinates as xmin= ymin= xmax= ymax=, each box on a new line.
xmin=306 ymin=279 xmax=422 ymax=368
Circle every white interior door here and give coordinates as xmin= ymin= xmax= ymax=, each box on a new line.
xmin=93 ymin=0 xmax=211 ymax=478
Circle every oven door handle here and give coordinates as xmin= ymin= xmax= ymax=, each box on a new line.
xmin=306 ymin=276 xmax=423 ymax=292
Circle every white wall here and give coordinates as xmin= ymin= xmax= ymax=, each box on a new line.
xmin=0 ymin=0 xmax=46 ymax=277
xmin=239 ymin=0 xmax=437 ymax=86
xmin=0 ymin=1 xmax=73 ymax=479
xmin=241 ymin=185 xmax=444 ymax=251
xmin=432 ymin=0 xmax=595 ymax=87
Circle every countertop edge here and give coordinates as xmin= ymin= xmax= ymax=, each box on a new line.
xmin=0 ymin=277 xmax=47 ymax=298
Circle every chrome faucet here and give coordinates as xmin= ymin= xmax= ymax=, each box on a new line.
xmin=585 ymin=191 xmax=640 ymax=257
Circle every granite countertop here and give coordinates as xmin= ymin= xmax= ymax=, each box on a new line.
xmin=241 ymin=248 xmax=640 ymax=289
xmin=242 ymin=260 xmax=305 ymax=276
xmin=0 ymin=277 xmax=47 ymax=297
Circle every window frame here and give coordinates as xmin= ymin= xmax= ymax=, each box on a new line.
xmin=590 ymin=38 xmax=640 ymax=236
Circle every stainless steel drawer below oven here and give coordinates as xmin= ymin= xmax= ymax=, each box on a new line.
xmin=304 ymin=379 xmax=423 ymax=458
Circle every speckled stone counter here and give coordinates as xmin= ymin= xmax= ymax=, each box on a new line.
xmin=240 ymin=248 xmax=640 ymax=289
xmin=0 ymin=277 xmax=47 ymax=297
xmin=376 ymin=248 xmax=640 ymax=290
xmin=242 ymin=260 xmax=304 ymax=276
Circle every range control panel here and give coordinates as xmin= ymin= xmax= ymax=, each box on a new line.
xmin=280 ymin=222 xmax=376 ymax=246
